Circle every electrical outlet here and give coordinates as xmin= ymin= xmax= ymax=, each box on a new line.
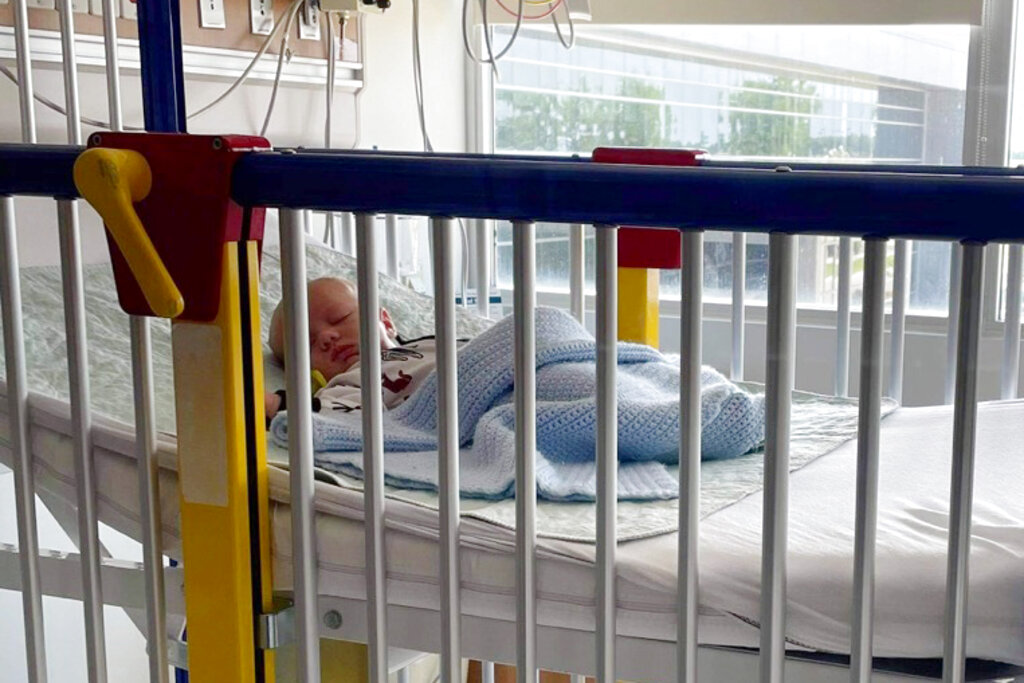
xmin=319 ymin=0 xmax=386 ymax=12
xmin=199 ymin=0 xmax=225 ymax=28
xmin=250 ymin=0 xmax=273 ymax=35
xmin=119 ymin=0 xmax=136 ymax=20
xmin=298 ymin=1 xmax=320 ymax=41
xmin=565 ymin=0 xmax=590 ymax=20
xmin=26 ymin=0 xmax=56 ymax=10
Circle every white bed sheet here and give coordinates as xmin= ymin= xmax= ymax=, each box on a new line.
xmin=4 ymin=386 xmax=1023 ymax=665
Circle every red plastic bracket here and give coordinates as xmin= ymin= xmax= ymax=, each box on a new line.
xmin=591 ymin=147 xmax=705 ymax=270
xmin=87 ymin=132 xmax=270 ymax=322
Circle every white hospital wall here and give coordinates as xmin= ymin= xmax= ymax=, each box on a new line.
xmin=0 ymin=0 xmax=466 ymax=267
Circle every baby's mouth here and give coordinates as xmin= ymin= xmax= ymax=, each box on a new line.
xmin=332 ymin=345 xmax=357 ymax=366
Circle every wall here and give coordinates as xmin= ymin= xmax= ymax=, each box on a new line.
xmin=0 ymin=6 xmax=466 ymax=681
xmin=0 ymin=0 xmax=466 ymax=267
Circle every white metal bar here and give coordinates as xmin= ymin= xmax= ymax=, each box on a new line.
xmin=482 ymin=662 xmax=495 ymax=683
xmin=945 ymin=245 xmax=963 ymax=405
xmin=889 ymin=240 xmax=910 ymax=402
xmin=0 ymin=544 xmax=186 ymax=616
xmin=1 ymin=197 xmax=47 ymax=683
xmin=760 ymin=233 xmax=796 ymax=683
xmin=57 ymin=199 xmax=107 ymax=683
xmin=835 ymin=237 xmax=852 ymax=397
xmin=130 ymin=317 xmax=169 ymax=683
xmin=512 ymin=220 xmax=537 ymax=683
xmin=595 ymin=224 xmax=617 ymax=683
xmin=678 ymin=230 xmax=703 ymax=683
xmin=385 ymin=214 xmax=400 ymax=279
xmin=13 ymin=0 xmax=36 ymax=142
xmin=56 ymin=5 xmax=103 ymax=679
xmin=57 ymin=0 xmax=83 ymax=146
xmin=731 ymin=232 xmax=745 ymax=381
xmin=338 ymin=212 xmax=355 ymax=256
xmin=314 ymin=593 xmax=937 ymax=683
xmin=1001 ymin=245 xmax=1021 ymax=399
xmin=280 ymin=208 xmax=322 ymax=683
xmin=102 ymin=0 xmax=157 ymax=671
xmin=356 ymin=212 xmax=389 ymax=682
xmin=100 ymin=0 xmax=122 ymax=132
xmin=324 ymin=213 xmax=337 ymax=250
xmin=850 ymin=239 xmax=886 ymax=683
xmin=432 ymin=217 xmax=462 ymax=683
xmin=942 ymin=243 xmax=985 ymax=683
xmin=475 ymin=220 xmax=492 ymax=318
xmin=570 ymin=223 xmax=586 ymax=324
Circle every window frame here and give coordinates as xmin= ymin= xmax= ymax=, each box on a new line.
xmin=468 ymin=15 xmax=1019 ymax=340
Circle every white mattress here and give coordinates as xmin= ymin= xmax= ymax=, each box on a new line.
xmin=4 ymin=386 xmax=1023 ymax=666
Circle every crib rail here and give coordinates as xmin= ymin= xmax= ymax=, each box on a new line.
xmin=1 ymin=140 xmax=1022 ymax=682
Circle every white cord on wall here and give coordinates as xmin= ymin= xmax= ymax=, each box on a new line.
xmin=411 ymin=0 xmax=434 ymax=152
xmin=462 ymin=0 xmax=524 ymax=71
xmin=260 ymin=0 xmax=303 ymax=136
xmin=190 ymin=0 xmax=303 ymax=121
xmin=323 ymin=10 xmax=339 ymax=247
xmin=551 ymin=0 xmax=575 ymax=49
xmin=0 ymin=63 xmax=143 ymax=131
xmin=2 ymin=0 xmax=307 ymax=132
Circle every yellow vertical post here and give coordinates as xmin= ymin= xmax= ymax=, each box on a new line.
xmin=172 ymin=242 xmax=275 ymax=682
xmin=617 ymin=266 xmax=660 ymax=346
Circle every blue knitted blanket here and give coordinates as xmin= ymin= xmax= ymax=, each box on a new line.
xmin=270 ymin=307 xmax=765 ymax=501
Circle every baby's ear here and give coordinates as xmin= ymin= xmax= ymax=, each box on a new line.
xmin=380 ymin=308 xmax=398 ymax=339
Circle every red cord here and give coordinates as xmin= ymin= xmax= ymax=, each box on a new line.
xmin=494 ymin=0 xmax=563 ymax=20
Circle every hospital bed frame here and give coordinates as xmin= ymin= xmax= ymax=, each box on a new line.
xmin=2 ymin=0 xmax=1024 ymax=682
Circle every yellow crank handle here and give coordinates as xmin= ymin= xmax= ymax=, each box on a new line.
xmin=73 ymin=148 xmax=184 ymax=319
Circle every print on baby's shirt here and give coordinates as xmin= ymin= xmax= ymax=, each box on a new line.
xmin=328 ymin=397 xmax=360 ymax=413
xmin=382 ymin=347 xmax=424 ymax=362
xmin=382 ymin=370 xmax=413 ymax=394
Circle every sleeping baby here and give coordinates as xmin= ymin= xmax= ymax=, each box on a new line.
xmin=265 ymin=291 xmax=766 ymax=501
xmin=265 ymin=276 xmax=467 ymax=422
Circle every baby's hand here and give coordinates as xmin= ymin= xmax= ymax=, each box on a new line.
xmin=265 ymin=391 xmax=282 ymax=422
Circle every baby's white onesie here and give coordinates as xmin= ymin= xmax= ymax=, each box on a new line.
xmin=316 ymin=336 xmax=469 ymax=414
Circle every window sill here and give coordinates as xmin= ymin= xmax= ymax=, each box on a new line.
xmin=496 ymin=287 xmax=1002 ymax=339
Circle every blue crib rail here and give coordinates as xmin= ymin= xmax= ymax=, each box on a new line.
xmin=3 ymin=143 xmax=1024 ymax=243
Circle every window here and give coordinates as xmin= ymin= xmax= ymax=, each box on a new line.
xmin=999 ymin=0 xmax=1024 ymax=321
xmin=490 ymin=25 xmax=970 ymax=314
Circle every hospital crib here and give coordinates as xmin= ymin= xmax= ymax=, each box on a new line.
xmin=3 ymin=0 xmax=1024 ymax=681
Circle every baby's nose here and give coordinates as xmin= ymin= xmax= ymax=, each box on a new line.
xmin=317 ymin=330 xmax=339 ymax=349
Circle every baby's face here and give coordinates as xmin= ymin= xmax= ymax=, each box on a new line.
xmin=306 ymin=278 xmax=397 ymax=378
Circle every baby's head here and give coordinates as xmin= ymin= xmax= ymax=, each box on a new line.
xmin=269 ymin=276 xmax=398 ymax=379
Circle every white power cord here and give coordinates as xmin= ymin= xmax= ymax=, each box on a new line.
xmin=411 ymin=0 xmax=433 ymax=152
xmin=410 ymin=0 xmax=470 ymax=301
xmin=323 ymin=10 xmax=339 ymax=247
xmin=0 ymin=63 xmax=144 ymax=131
xmin=462 ymin=0 xmax=524 ymax=73
xmin=260 ymin=0 xmax=303 ymax=136
xmin=1 ymin=0 xmax=301 ymax=132
xmin=189 ymin=0 xmax=303 ymax=121
xmin=551 ymin=0 xmax=575 ymax=49
xmin=325 ymin=11 xmax=338 ymax=146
